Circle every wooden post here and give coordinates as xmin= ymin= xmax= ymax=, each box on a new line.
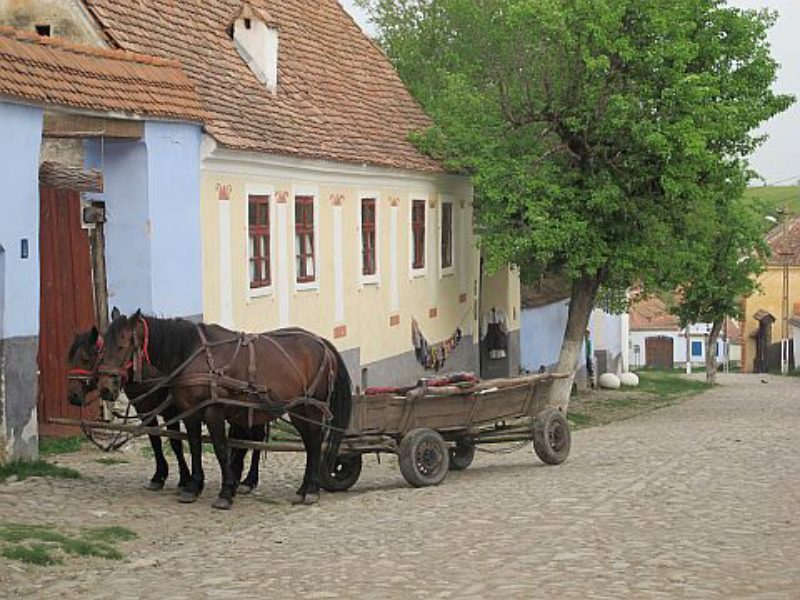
xmin=85 ymin=202 xmax=109 ymax=331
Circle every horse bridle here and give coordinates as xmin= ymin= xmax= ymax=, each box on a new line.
xmin=67 ymin=336 xmax=105 ymax=393
xmin=98 ymin=315 xmax=152 ymax=386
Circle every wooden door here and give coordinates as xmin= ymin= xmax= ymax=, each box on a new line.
xmin=38 ymin=186 xmax=97 ymax=436
xmin=645 ymin=336 xmax=674 ymax=370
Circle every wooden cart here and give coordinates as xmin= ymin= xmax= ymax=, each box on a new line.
xmin=319 ymin=372 xmax=571 ymax=491
xmin=52 ymin=372 xmax=571 ymax=492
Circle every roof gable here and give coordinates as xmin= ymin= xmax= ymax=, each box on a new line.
xmin=82 ymin=0 xmax=443 ymax=172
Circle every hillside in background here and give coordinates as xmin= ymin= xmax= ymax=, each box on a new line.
xmin=744 ymin=186 xmax=800 ymax=224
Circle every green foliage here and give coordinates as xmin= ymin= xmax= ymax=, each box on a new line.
xmin=0 ymin=460 xmax=81 ymax=483
xmin=361 ymin=0 xmax=793 ymax=310
xmin=671 ymin=189 xmax=768 ymax=328
xmin=0 ymin=524 xmax=136 ymax=566
xmin=39 ymin=436 xmax=83 ymax=457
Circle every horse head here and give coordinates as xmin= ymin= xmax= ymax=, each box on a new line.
xmin=66 ymin=326 xmax=103 ymax=407
xmin=97 ymin=309 xmax=146 ymax=402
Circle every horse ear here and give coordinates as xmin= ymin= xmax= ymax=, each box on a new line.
xmin=132 ymin=309 xmax=142 ymax=322
xmin=111 ymin=306 xmax=121 ymax=321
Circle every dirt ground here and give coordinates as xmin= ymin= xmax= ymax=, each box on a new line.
xmin=1 ymin=373 xmax=799 ymax=598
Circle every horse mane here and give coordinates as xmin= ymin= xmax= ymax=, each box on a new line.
xmin=68 ymin=330 xmax=95 ymax=362
xmin=143 ymin=315 xmax=201 ymax=373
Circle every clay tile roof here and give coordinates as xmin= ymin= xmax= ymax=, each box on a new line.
xmin=629 ymin=296 xmax=681 ymax=331
xmin=765 ymin=216 xmax=800 ymax=267
xmin=81 ymin=0 xmax=444 ymax=172
xmin=0 ymin=26 xmax=207 ymax=122
xmin=227 ymin=2 xmax=279 ymax=30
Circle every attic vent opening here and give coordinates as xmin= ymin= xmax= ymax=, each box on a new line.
xmin=35 ymin=24 xmax=51 ymax=37
xmin=230 ymin=6 xmax=279 ymax=95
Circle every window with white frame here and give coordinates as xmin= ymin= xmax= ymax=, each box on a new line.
xmin=361 ymin=197 xmax=377 ymax=278
xmin=411 ymin=199 xmax=426 ymax=271
xmin=441 ymin=201 xmax=453 ymax=271
xmin=295 ymin=195 xmax=315 ymax=284
xmin=248 ymin=194 xmax=271 ymax=289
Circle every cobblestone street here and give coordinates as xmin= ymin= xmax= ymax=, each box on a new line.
xmin=1 ymin=374 xmax=799 ymax=599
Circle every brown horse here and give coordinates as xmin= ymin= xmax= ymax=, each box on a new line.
xmin=67 ymin=321 xmax=267 ymax=494
xmin=96 ymin=312 xmax=352 ymax=509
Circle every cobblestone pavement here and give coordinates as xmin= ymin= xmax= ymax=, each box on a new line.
xmin=1 ymin=374 xmax=798 ymax=599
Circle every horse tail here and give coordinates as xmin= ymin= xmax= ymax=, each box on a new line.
xmin=322 ymin=340 xmax=352 ymax=471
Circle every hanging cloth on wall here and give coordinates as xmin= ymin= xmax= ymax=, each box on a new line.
xmin=412 ymin=318 xmax=463 ymax=372
xmin=481 ymin=307 xmax=508 ymax=359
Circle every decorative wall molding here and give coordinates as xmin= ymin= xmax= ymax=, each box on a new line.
xmin=216 ymin=182 xmax=232 ymax=201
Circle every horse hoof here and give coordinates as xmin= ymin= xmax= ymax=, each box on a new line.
xmin=303 ymin=493 xmax=320 ymax=506
xmin=291 ymin=494 xmax=306 ymax=505
xmin=179 ymin=491 xmax=198 ymax=504
xmin=147 ymin=480 xmax=165 ymax=492
xmin=212 ymin=497 xmax=232 ymax=510
xmin=238 ymin=483 xmax=254 ymax=495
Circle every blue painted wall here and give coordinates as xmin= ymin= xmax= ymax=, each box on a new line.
xmin=0 ymin=102 xmax=43 ymax=339
xmin=86 ymin=138 xmax=152 ymax=314
xmin=85 ymin=121 xmax=202 ymax=319
xmin=144 ymin=121 xmax=203 ymax=317
xmin=521 ymin=302 xmax=624 ymax=372
xmin=520 ymin=301 xmax=580 ymax=371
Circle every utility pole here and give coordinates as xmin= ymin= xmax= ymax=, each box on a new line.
xmin=778 ymin=206 xmax=791 ymax=375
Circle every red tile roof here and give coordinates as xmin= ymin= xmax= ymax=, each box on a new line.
xmin=630 ymin=295 xmax=742 ymax=342
xmin=765 ymin=216 xmax=800 ymax=267
xmin=629 ymin=296 xmax=681 ymax=331
xmin=0 ymin=26 xmax=206 ymax=122
xmin=81 ymin=0 xmax=443 ymax=172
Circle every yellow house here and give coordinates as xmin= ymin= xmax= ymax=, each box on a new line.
xmin=741 ymin=216 xmax=800 ymax=372
xmin=16 ymin=0 xmax=521 ymax=387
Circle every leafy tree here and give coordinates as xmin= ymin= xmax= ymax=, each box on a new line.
xmin=360 ymin=0 xmax=792 ymax=406
xmin=671 ymin=187 xmax=768 ymax=384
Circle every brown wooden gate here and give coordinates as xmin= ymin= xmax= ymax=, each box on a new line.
xmin=645 ymin=336 xmax=674 ymax=370
xmin=38 ymin=186 xmax=97 ymax=436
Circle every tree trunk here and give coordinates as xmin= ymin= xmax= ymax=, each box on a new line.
xmin=705 ymin=318 xmax=723 ymax=385
xmin=548 ymin=274 xmax=601 ymax=410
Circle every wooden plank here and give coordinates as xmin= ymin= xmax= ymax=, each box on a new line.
xmin=43 ymin=112 xmax=144 ymax=139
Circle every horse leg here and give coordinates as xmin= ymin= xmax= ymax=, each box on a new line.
xmin=206 ymin=405 xmax=236 ymax=510
xmin=146 ymin=430 xmax=169 ymax=491
xmin=166 ymin=418 xmax=191 ymax=492
xmin=179 ymin=414 xmax=205 ymax=504
xmin=241 ymin=423 xmax=267 ymax=493
xmin=290 ymin=410 xmax=322 ymax=505
xmin=228 ymin=422 xmax=248 ymax=493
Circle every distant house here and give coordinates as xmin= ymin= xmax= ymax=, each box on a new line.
xmin=628 ymin=297 xmax=741 ymax=370
xmin=0 ymin=26 xmax=206 ymax=461
xmin=741 ymin=216 xmax=800 ymax=373
xmin=519 ymin=277 xmax=629 ymax=386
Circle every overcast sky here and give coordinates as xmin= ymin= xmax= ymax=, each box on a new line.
xmin=340 ymin=0 xmax=798 ymax=186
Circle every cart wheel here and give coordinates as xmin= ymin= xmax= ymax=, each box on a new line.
xmin=533 ymin=408 xmax=571 ymax=465
xmin=399 ymin=428 xmax=449 ymax=487
xmin=319 ymin=454 xmax=363 ymax=492
xmin=448 ymin=439 xmax=475 ymax=471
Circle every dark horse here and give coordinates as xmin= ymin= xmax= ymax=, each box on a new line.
xmin=67 ymin=320 xmax=266 ymax=494
xmin=97 ymin=312 xmax=352 ymax=510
